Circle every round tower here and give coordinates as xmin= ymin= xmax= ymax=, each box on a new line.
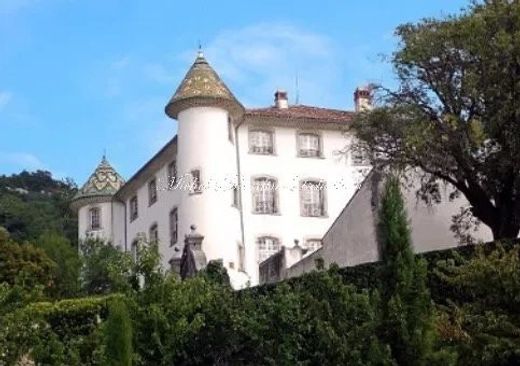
xmin=165 ymin=51 xmax=246 ymax=279
xmin=71 ymin=156 xmax=125 ymax=246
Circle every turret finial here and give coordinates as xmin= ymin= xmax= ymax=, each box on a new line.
xmin=197 ymin=41 xmax=203 ymax=58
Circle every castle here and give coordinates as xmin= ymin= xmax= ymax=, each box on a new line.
xmin=71 ymin=50 xmax=373 ymax=287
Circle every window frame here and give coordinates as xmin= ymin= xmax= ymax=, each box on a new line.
xmin=299 ymin=179 xmax=327 ymax=217
xmin=296 ymin=131 xmax=323 ymax=158
xmin=303 ymin=238 xmax=323 ymax=253
xmin=251 ymin=176 xmax=279 ymax=215
xmin=256 ymin=236 xmax=281 ymax=263
xmin=190 ymin=169 xmax=202 ymax=195
xmin=169 ymin=207 xmax=178 ymax=246
xmin=248 ymin=128 xmax=275 ymax=155
xmin=351 ymin=147 xmax=370 ymax=166
xmin=129 ymin=195 xmax=138 ymax=222
xmin=168 ymin=161 xmax=177 ymax=189
xmin=149 ymin=223 xmax=159 ymax=244
xmin=148 ymin=178 xmax=158 ymax=206
xmin=88 ymin=206 xmax=101 ymax=231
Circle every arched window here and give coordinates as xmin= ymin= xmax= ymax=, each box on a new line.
xmin=149 ymin=223 xmax=159 ymax=244
xmin=249 ymin=129 xmax=274 ymax=154
xmin=300 ymin=180 xmax=327 ymax=217
xmin=257 ymin=236 xmax=281 ymax=263
xmin=298 ymin=132 xmax=321 ymax=157
xmin=252 ymin=177 xmax=278 ymax=214
xmin=88 ymin=207 xmax=101 ymax=230
xmin=169 ymin=207 xmax=178 ymax=246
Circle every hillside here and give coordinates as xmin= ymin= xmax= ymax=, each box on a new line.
xmin=0 ymin=170 xmax=78 ymax=244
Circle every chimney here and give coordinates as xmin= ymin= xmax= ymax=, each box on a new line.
xmin=274 ymin=89 xmax=289 ymax=109
xmin=354 ymin=86 xmax=373 ymax=112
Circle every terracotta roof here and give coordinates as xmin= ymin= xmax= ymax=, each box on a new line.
xmin=72 ymin=156 xmax=125 ymax=202
xmin=245 ymin=105 xmax=355 ymax=123
xmin=165 ymin=52 xmax=244 ymax=119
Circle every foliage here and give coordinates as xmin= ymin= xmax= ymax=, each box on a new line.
xmin=354 ymin=0 xmax=520 ymax=240
xmin=0 ymin=170 xmax=77 ymax=244
xmin=103 ymin=297 xmax=133 ymax=366
xmin=38 ymin=232 xmax=81 ymax=298
xmin=0 ymin=228 xmax=56 ymax=290
xmin=80 ymin=239 xmax=134 ymax=295
xmin=435 ymin=243 xmax=520 ymax=365
xmin=377 ymin=175 xmax=453 ymax=365
xmin=199 ymin=259 xmax=231 ymax=286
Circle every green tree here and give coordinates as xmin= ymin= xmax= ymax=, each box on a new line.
xmin=104 ymin=297 xmax=133 ymax=366
xmin=436 ymin=243 xmax=520 ymax=365
xmin=80 ymin=239 xmax=133 ymax=295
xmin=0 ymin=228 xmax=56 ymax=290
xmin=378 ymin=176 xmax=453 ymax=365
xmin=38 ymin=232 xmax=81 ymax=298
xmin=354 ymin=0 xmax=520 ymax=240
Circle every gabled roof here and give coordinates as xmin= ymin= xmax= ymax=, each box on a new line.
xmin=246 ymin=105 xmax=355 ymax=124
xmin=72 ymin=156 xmax=125 ymax=203
xmin=165 ymin=52 xmax=244 ymax=119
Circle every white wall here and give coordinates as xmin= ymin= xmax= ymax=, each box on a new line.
xmin=236 ymin=123 xmax=367 ymax=284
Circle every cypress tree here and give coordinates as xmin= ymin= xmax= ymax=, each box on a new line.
xmin=104 ymin=297 xmax=133 ymax=366
xmin=378 ymin=175 xmax=453 ymax=365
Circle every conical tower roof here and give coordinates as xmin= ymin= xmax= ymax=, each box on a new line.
xmin=165 ymin=51 xmax=244 ymax=119
xmin=71 ymin=156 xmax=125 ymax=208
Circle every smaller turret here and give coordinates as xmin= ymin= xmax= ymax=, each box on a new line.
xmin=71 ymin=156 xmax=125 ymax=244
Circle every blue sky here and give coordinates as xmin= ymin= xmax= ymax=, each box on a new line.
xmin=0 ymin=0 xmax=469 ymax=185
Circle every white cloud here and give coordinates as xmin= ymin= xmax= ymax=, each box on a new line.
xmin=0 ymin=91 xmax=12 ymax=110
xmin=0 ymin=152 xmax=46 ymax=171
xmin=200 ymin=23 xmax=344 ymax=108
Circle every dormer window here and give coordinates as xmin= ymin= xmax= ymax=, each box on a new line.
xmin=249 ymin=129 xmax=274 ymax=155
xmin=298 ymin=132 xmax=321 ymax=157
xmin=148 ymin=178 xmax=157 ymax=206
xmin=89 ymin=207 xmax=101 ymax=231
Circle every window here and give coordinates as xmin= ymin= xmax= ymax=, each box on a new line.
xmin=298 ymin=133 xmax=321 ymax=157
xmin=168 ymin=161 xmax=177 ymax=189
xmin=249 ymin=130 xmax=274 ymax=154
xmin=304 ymin=239 xmax=322 ymax=253
xmin=300 ymin=180 xmax=327 ymax=217
xmin=228 ymin=116 xmax=234 ymax=143
xmin=169 ymin=207 xmax=178 ymax=246
xmin=190 ymin=169 xmax=202 ymax=194
xmin=88 ymin=207 xmax=101 ymax=231
xmin=148 ymin=178 xmax=157 ymax=206
xmin=232 ymin=186 xmax=240 ymax=207
xmin=129 ymin=196 xmax=138 ymax=222
xmin=352 ymin=147 xmax=370 ymax=166
xmin=149 ymin=223 xmax=159 ymax=244
xmin=252 ymin=177 xmax=278 ymax=214
xmin=257 ymin=236 xmax=281 ymax=263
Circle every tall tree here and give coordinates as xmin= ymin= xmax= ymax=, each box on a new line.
xmin=104 ymin=297 xmax=133 ymax=366
xmin=354 ymin=0 xmax=520 ymax=240
xmin=378 ymin=176 xmax=452 ymax=365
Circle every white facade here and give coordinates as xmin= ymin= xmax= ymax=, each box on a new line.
xmin=73 ymin=52 xmax=369 ymax=288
